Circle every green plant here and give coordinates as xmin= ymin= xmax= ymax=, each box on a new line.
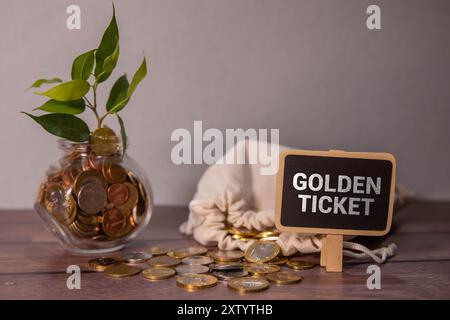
xmin=22 ymin=4 xmax=147 ymax=156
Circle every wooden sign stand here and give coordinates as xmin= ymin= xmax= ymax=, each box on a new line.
xmin=320 ymin=234 xmax=343 ymax=272
xmin=274 ymin=149 xmax=396 ymax=273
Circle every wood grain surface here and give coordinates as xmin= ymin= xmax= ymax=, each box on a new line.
xmin=0 ymin=202 xmax=449 ymax=299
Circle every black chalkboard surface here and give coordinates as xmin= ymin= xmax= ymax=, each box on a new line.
xmin=275 ymin=150 xmax=396 ymax=236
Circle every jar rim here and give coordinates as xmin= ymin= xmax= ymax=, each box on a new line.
xmin=57 ymin=139 xmax=123 ymax=155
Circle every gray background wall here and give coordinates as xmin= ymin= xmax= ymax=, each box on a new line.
xmin=1 ymin=0 xmax=449 ymax=208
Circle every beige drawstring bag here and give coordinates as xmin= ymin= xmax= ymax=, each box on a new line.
xmin=180 ymin=139 xmax=410 ymax=262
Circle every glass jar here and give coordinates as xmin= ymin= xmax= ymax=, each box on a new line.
xmin=34 ymin=139 xmax=153 ymax=254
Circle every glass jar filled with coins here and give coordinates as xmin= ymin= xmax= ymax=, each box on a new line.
xmin=34 ymin=128 xmax=153 ymax=253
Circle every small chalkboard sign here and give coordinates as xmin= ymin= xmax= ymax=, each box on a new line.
xmin=275 ymin=150 xmax=396 ymax=272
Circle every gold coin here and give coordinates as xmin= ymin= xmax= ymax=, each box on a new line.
xmin=104 ymin=264 xmax=141 ymax=278
xmin=286 ymin=259 xmax=316 ymax=270
xmin=147 ymin=255 xmax=181 ymax=267
xmin=266 ymin=271 xmax=303 ymax=285
xmin=182 ymin=255 xmax=214 ymax=265
xmin=146 ymin=246 xmax=169 ymax=256
xmin=91 ymin=127 xmax=120 ymax=156
xmin=141 ymin=267 xmax=175 ymax=281
xmin=231 ymin=234 xmax=254 ymax=242
xmin=227 ymin=276 xmax=269 ymax=293
xmin=245 ymin=263 xmax=280 ymax=275
xmin=213 ymin=269 xmax=248 ymax=281
xmin=255 ymin=230 xmax=280 ymax=239
xmin=88 ymin=257 xmax=122 ymax=272
xmin=208 ymin=250 xmax=244 ymax=262
xmin=228 ymin=227 xmax=257 ymax=237
xmin=175 ymin=264 xmax=210 ymax=275
xmin=268 ymin=256 xmax=288 ymax=266
xmin=173 ymin=246 xmax=208 ymax=259
xmin=209 ymin=262 xmax=244 ymax=271
xmin=244 ymin=242 xmax=280 ymax=263
xmin=123 ymin=252 xmax=153 ymax=264
xmin=176 ymin=274 xmax=218 ymax=290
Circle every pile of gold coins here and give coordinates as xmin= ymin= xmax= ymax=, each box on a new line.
xmin=35 ymin=128 xmax=148 ymax=241
xmin=89 ymin=240 xmax=316 ymax=293
xmin=226 ymin=226 xmax=281 ymax=242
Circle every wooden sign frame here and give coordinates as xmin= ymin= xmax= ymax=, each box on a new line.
xmin=274 ymin=149 xmax=396 ymax=272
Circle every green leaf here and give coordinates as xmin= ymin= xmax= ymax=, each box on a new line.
xmin=107 ymin=56 xmax=147 ymax=114
xmin=117 ymin=114 xmax=127 ymax=157
xmin=22 ymin=112 xmax=90 ymax=142
xmin=33 ymin=99 xmax=85 ymax=115
xmin=34 ymin=80 xmax=90 ymax=101
xmin=71 ymin=49 xmax=95 ymax=80
xmin=128 ymin=56 xmax=147 ymax=97
xmin=95 ymin=4 xmax=119 ymax=83
xmin=97 ymin=40 xmax=119 ymax=83
xmin=106 ymin=74 xmax=129 ymax=113
xmin=29 ymin=78 xmax=62 ymax=89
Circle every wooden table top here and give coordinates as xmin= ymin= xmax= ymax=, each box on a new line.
xmin=0 ymin=201 xmax=449 ymax=300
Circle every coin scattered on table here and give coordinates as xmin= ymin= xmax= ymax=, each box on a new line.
xmin=213 ymin=269 xmax=248 ymax=280
xmin=266 ymin=271 xmax=303 ymax=285
xmin=175 ymin=264 xmax=210 ymax=275
xmin=182 ymin=255 xmax=213 ymax=265
xmin=208 ymin=250 xmax=244 ymax=262
xmin=104 ymin=264 xmax=142 ymax=278
xmin=173 ymin=246 xmax=208 ymax=259
xmin=88 ymin=257 xmax=122 ymax=272
xmin=286 ymin=258 xmax=315 ymax=270
xmin=245 ymin=241 xmax=281 ymax=263
xmin=92 ymin=245 xmax=314 ymax=293
xmin=245 ymin=263 xmax=280 ymax=275
xmin=147 ymin=255 xmax=181 ymax=267
xmin=228 ymin=276 xmax=270 ymax=293
xmin=123 ymin=252 xmax=152 ymax=264
xmin=141 ymin=267 xmax=175 ymax=281
xmin=146 ymin=246 xmax=169 ymax=256
xmin=176 ymin=274 xmax=218 ymax=290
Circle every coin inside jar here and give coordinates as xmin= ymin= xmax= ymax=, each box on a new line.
xmin=102 ymin=208 xmax=128 ymax=237
xmin=117 ymin=182 xmax=138 ymax=210
xmin=103 ymin=161 xmax=128 ymax=184
xmin=227 ymin=276 xmax=269 ymax=293
xmin=182 ymin=255 xmax=213 ymax=265
xmin=74 ymin=170 xmax=108 ymax=195
xmin=91 ymin=127 xmax=120 ymax=156
xmin=77 ymin=182 xmax=107 ymax=214
xmin=141 ymin=267 xmax=175 ymax=281
xmin=244 ymin=241 xmax=280 ymax=263
xmin=107 ymin=183 xmax=129 ymax=206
